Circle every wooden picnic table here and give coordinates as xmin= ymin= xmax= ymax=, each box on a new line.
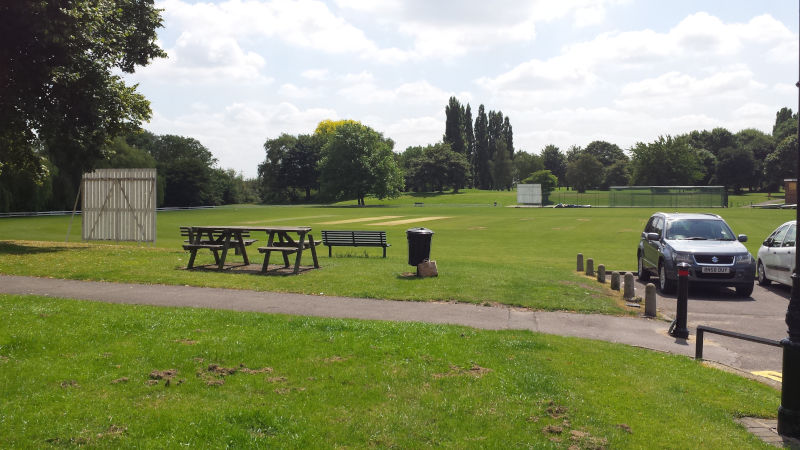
xmin=184 ymin=225 xmax=320 ymax=274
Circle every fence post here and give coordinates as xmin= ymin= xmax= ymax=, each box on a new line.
xmin=577 ymin=253 xmax=583 ymax=272
xmin=597 ymin=264 xmax=606 ymax=283
xmin=645 ymin=283 xmax=656 ymax=317
xmin=696 ymin=327 xmax=705 ymax=359
xmin=669 ymin=263 xmax=690 ymax=339
xmin=585 ymin=258 xmax=594 ymax=276
xmin=610 ymin=272 xmax=620 ymax=290
xmin=623 ymin=273 xmax=635 ymax=300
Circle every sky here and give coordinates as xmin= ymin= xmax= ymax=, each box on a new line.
xmin=122 ymin=0 xmax=800 ymax=178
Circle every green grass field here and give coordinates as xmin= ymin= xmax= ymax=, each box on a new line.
xmin=0 ymin=190 xmax=794 ymax=313
xmin=0 ymin=294 xmax=779 ymax=448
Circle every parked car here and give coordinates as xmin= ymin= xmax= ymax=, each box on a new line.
xmin=637 ymin=212 xmax=755 ymax=296
xmin=757 ymin=220 xmax=796 ymax=287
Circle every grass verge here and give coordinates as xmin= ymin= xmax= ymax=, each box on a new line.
xmin=0 ymin=294 xmax=779 ymax=448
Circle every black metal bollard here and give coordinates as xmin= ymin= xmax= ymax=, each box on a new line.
xmin=669 ymin=262 xmax=690 ymax=339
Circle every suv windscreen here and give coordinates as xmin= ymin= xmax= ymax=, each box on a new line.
xmin=665 ymin=219 xmax=736 ymax=241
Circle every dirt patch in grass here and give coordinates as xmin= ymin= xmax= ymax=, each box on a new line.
xmin=0 ymin=355 xmax=9 ymax=363
xmin=111 ymin=377 xmax=129 ymax=384
xmin=149 ymin=369 xmax=184 ymax=386
xmin=150 ymin=369 xmax=177 ymax=380
xmin=432 ymin=364 xmax=492 ymax=379
xmin=468 ymin=226 xmax=488 ymax=230
xmin=323 ymin=355 xmax=349 ymax=363
xmin=320 ymin=216 xmax=402 ymax=225
xmin=174 ymin=338 xmax=198 ymax=345
xmin=46 ymin=425 xmax=127 ymax=446
xmin=198 ymin=363 xmax=274 ymax=385
xmin=60 ymin=380 xmax=79 ymax=388
xmin=369 ymin=216 xmax=452 ymax=226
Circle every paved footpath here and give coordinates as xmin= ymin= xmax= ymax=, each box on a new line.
xmin=0 ymin=274 xmax=744 ymax=377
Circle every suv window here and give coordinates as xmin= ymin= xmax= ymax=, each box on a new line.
xmin=644 ymin=217 xmax=656 ymax=234
xmin=665 ymin=219 xmax=735 ymax=241
xmin=653 ymin=217 xmax=664 ymax=236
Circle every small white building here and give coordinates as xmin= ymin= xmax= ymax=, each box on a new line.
xmin=516 ymin=184 xmax=542 ymax=205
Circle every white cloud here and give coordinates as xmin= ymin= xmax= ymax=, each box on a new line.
xmin=134 ymin=32 xmax=270 ymax=84
xmin=145 ymin=102 xmax=337 ymax=177
xmin=301 ymin=68 xmax=330 ymax=80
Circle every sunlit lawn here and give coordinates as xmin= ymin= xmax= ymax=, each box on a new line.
xmin=0 ymin=294 xmax=779 ymax=448
xmin=0 ymin=190 xmax=794 ymax=313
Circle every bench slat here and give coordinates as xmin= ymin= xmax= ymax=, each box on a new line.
xmin=258 ymin=246 xmax=299 ymax=253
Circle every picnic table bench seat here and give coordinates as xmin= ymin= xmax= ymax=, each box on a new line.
xmin=321 ymin=230 xmax=390 ymax=257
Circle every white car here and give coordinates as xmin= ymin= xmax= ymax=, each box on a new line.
xmin=757 ymin=220 xmax=797 ymax=287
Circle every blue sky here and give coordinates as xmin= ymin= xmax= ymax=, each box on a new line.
xmin=123 ymin=0 xmax=799 ymax=178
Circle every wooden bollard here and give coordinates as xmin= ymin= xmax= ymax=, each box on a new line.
xmin=585 ymin=258 xmax=594 ymax=277
xmin=645 ymin=283 xmax=657 ymax=317
xmin=597 ymin=264 xmax=606 ymax=283
xmin=623 ymin=272 xmax=635 ymax=300
xmin=610 ymin=272 xmax=620 ymax=290
xmin=577 ymin=253 xmax=584 ymax=272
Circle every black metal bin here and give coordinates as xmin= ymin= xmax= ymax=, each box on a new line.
xmin=406 ymin=227 xmax=434 ymax=266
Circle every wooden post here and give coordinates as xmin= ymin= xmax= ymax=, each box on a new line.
xmin=585 ymin=258 xmax=594 ymax=276
xmin=577 ymin=253 xmax=584 ymax=272
xmin=597 ymin=264 xmax=606 ymax=283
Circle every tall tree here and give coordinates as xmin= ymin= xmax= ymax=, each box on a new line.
xmin=773 ymin=107 xmax=796 ymax=143
xmin=764 ymin=135 xmax=798 ymax=191
xmin=463 ymin=104 xmax=475 ymax=185
xmin=147 ymin=135 xmax=217 ymax=207
xmin=474 ymin=105 xmax=491 ymax=190
xmin=735 ymin=128 xmax=774 ymax=190
xmin=540 ymin=145 xmax=567 ymax=186
xmin=566 ymin=154 xmax=603 ymax=193
xmin=513 ymin=151 xmax=544 ymax=183
xmin=502 ymin=116 xmax=514 ymax=160
xmin=0 ymin=0 xmax=166 ymax=209
xmin=584 ymin=140 xmax=626 ymax=167
xmin=318 ymin=122 xmax=403 ymax=206
xmin=490 ymin=140 xmax=513 ymax=190
xmin=715 ymin=147 xmax=754 ymax=194
xmin=629 ymin=136 xmax=703 ymax=185
xmin=443 ymin=97 xmax=466 ymax=155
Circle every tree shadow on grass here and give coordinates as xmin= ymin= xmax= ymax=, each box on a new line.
xmin=0 ymin=242 xmax=69 ymax=255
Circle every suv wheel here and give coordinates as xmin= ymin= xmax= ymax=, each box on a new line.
xmin=757 ymin=260 xmax=771 ymax=286
xmin=637 ymin=254 xmax=650 ymax=281
xmin=736 ymin=283 xmax=754 ymax=297
xmin=658 ymin=262 xmax=676 ymax=294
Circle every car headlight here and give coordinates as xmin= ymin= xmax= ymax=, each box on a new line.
xmin=674 ymin=252 xmax=693 ymax=264
xmin=735 ymin=253 xmax=753 ymax=264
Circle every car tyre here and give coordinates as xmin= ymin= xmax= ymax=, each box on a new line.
xmin=736 ymin=283 xmax=754 ymax=297
xmin=757 ymin=260 xmax=771 ymax=286
xmin=658 ymin=262 xmax=676 ymax=294
xmin=637 ymin=254 xmax=650 ymax=281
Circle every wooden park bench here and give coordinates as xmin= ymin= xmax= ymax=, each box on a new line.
xmin=321 ymin=230 xmax=390 ymax=258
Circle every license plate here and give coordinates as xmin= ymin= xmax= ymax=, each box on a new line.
xmin=701 ymin=266 xmax=730 ymax=274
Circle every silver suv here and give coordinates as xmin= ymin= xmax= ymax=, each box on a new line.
xmin=637 ymin=212 xmax=755 ymax=296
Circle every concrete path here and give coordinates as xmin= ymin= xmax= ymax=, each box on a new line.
xmin=0 ymin=274 xmax=744 ymax=377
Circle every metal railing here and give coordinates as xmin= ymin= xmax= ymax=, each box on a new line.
xmin=695 ymin=325 xmax=782 ymax=360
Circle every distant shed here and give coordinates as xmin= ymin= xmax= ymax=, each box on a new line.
xmin=786 ymin=179 xmax=797 ymax=205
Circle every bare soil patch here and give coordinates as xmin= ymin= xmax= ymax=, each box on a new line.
xmin=369 ymin=216 xmax=452 ymax=226
xmin=320 ymin=216 xmax=401 ymax=225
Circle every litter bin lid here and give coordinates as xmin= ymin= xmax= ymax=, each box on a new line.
xmin=406 ymin=227 xmax=434 ymax=235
